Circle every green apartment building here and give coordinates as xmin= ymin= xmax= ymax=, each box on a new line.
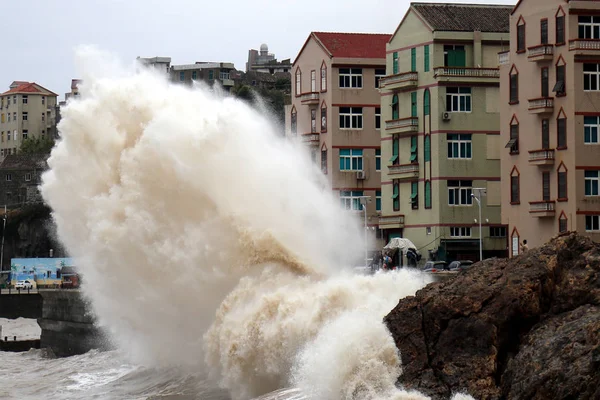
xmin=379 ymin=3 xmax=512 ymax=262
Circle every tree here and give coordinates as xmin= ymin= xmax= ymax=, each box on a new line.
xmin=19 ymin=136 xmax=55 ymax=154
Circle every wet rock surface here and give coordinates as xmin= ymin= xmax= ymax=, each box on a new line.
xmin=384 ymin=233 xmax=600 ymax=400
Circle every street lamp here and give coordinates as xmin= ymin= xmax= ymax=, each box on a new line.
xmin=471 ymin=188 xmax=486 ymax=262
xmin=357 ymin=196 xmax=371 ymax=269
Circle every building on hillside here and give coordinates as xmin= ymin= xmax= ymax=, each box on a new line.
xmin=239 ymin=71 xmax=291 ymax=93
xmin=285 ymin=31 xmax=390 ymax=254
xmin=0 ymin=82 xmax=58 ymax=160
xmin=246 ymin=44 xmax=292 ymax=73
xmin=0 ymin=153 xmax=47 ymax=207
xmin=136 ymin=56 xmax=172 ymax=75
xmin=379 ymin=3 xmax=512 ymax=262
xmin=499 ymin=0 xmax=600 ymax=255
xmin=170 ymin=62 xmax=236 ymax=91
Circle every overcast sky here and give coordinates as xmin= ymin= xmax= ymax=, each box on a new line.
xmin=5 ymin=0 xmax=515 ymax=99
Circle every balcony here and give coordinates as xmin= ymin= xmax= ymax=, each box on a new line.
xmin=300 ymin=133 xmax=319 ymax=145
xmin=569 ymin=39 xmax=600 ymax=54
xmin=388 ymin=163 xmax=419 ymax=180
xmin=378 ymin=215 xmax=405 ymax=229
xmin=527 ymin=44 xmax=554 ymax=62
xmin=385 ymin=117 xmax=418 ymax=136
xmin=528 ymin=97 xmax=554 ymax=114
xmin=299 ymin=92 xmax=320 ymax=105
xmin=433 ymin=67 xmax=499 ymax=84
xmin=379 ymin=72 xmax=418 ymax=91
xmin=221 ymin=78 xmax=234 ymax=87
xmin=529 ymin=200 xmax=555 ymax=218
xmin=498 ymin=51 xmax=510 ymax=66
xmin=528 ymin=149 xmax=555 ymax=166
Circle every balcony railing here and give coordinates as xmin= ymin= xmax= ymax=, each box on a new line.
xmin=388 ymin=163 xmax=419 ymax=178
xmin=528 ymin=97 xmax=554 ymax=113
xmin=528 ymin=149 xmax=555 ymax=165
xmin=527 ymin=44 xmax=554 ymax=61
xmin=379 ymin=215 xmax=405 ymax=226
xmin=529 ymin=200 xmax=555 ymax=217
xmin=300 ymin=133 xmax=319 ymax=144
xmin=569 ymin=39 xmax=600 ymax=51
xmin=498 ymin=51 xmax=510 ymax=65
xmin=433 ymin=67 xmax=500 ymax=78
xmin=385 ymin=117 xmax=418 ymax=133
xmin=299 ymin=92 xmax=320 ymax=104
xmin=379 ymin=72 xmax=418 ymax=89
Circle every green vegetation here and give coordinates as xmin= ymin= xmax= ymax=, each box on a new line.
xmin=19 ymin=136 xmax=55 ymax=154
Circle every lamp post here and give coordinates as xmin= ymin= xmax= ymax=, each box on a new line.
xmin=357 ymin=196 xmax=371 ymax=269
xmin=471 ymin=188 xmax=486 ymax=262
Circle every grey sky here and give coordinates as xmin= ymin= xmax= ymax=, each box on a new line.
xmin=5 ymin=0 xmax=515 ymax=99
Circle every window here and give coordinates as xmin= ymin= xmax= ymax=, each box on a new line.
xmin=517 ymin=20 xmax=526 ymax=52
xmin=541 ymin=19 xmax=548 ymax=45
xmin=7 ymin=113 xmax=9 ymax=122
xmin=510 ymin=170 xmax=520 ymax=203
xmin=339 ymin=149 xmax=363 ymax=171
xmin=321 ymin=65 xmax=327 ymax=91
xmin=450 ymin=227 xmax=471 ymax=238
xmin=448 ymin=180 xmax=473 ymax=206
xmin=425 ymin=180 xmax=432 ymax=208
xmin=290 ymin=108 xmax=297 ymax=135
xmin=410 ymin=135 xmax=418 ymax=163
xmin=411 ymin=92 xmax=417 ymax=117
xmin=444 ymin=45 xmax=465 ymax=67
xmin=411 ymin=48 xmax=416 ymax=72
xmin=321 ymin=148 xmax=327 ymax=174
xmin=579 ymin=16 xmax=600 ymax=39
xmin=584 ymin=64 xmax=600 ymax=91
xmin=391 ymin=137 xmax=399 ymax=165
xmin=391 ymin=95 xmax=399 ymax=120
xmin=424 ymin=45 xmax=430 ymax=72
xmin=542 ymin=119 xmax=550 ymax=149
xmin=1 ymin=114 xmax=3 ymax=123
xmin=22 ymin=112 xmax=28 ymax=121
xmin=584 ymin=116 xmax=600 ymax=144
xmin=375 ymin=107 xmax=381 ymax=130
xmin=25 ymin=173 xmax=31 ymax=182
xmin=559 ymin=215 xmax=568 ymax=233
xmin=311 ymin=70 xmax=316 ymax=92
xmin=557 ymin=116 xmax=566 ymax=148
xmin=7 ymin=131 xmax=10 ymax=141
xmin=585 ymin=215 xmax=600 ymax=231
xmin=392 ymin=52 xmax=398 ymax=75
xmin=375 ymin=69 xmax=385 ymax=88
xmin=22 ymin=95 xmax=28 ymax=104
xmin=556 ymin=15 xmax=565 ymax=44
xmin=41 ymin=113 xmax=45 ymax=122
xmin=339 ymin=68 xmax=362 ymax=88
xmin=411 ymin=181 xmax=418 ymax=210
xmin=376 ymin=190 xmax=381 ymax=211
xmin=311 ymin=109 xmax=317 ymax=133
xmin=424 ymin=135 xmax=431 ymax=162
xmin=541 ymin=67 xmax=549 ymax=97
xmin=179 ymin=71 xmax=184 ymax=81
xmin=393 ymin=181 xmax=400 ymax=211
xmin=423 ymin=89 xmax=430 ymax=116
xmin=426 ymin=227 xmax=432 ymax=235
xmin=6 ymin=97 xmax=9 ymax=106
xmin=554 ymin=64 xmax=565 ymax=95
xmin=191 ymin=71 xmax=197 ymax=80
xmin=542 ymin=171 xmax=551 ymax=201
xmin=558 ymin=170 xmax=567 ymax=200
xmin=585 ymin=170 xmax=599 ymax=196
xmin=446 ymin=87 xmax=471 ymax=112
xmin=209 ymin=70 xmax=214 ymax=80
xmin=447 ymin=134 xmax=472 ymax=159
xmin=490 ymin=226 xmax=507 ymax=238
xmin=5 ymin=173 xmax=11 ymax=181
xmin=295 ymin=69 xmax=301 ymax=95
xmin=507 ymin=121 xmax=519 ymax=154
xmin=510 ymin=71 xmax=519 ymax=103
xmin=22 ymin=130 xmax=28 ymax=140
xmin=375 ymin=149 xmax=381 ymax=171
xmin=321 ymin=105 xmax=327 ymax=132
xmin=339 ymin=107 xmax=363 ymax=129
xmin=219 ymin=71 xmax=230 ymax=80
xmin=340 ymin=191 xmax=364 ymax=211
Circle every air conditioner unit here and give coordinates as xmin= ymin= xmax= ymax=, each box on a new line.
xmin=356 ymin=171 xmax=367 ymax=180
xmin=442 ymin=112 xmax=451 ymax=121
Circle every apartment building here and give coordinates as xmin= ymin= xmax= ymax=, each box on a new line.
xmin=500 ymin=0 xmax=600 ymax=256
xmin=286 ymin=31 xmax=390 ymax=252
xmin=246 ymin=43 xmax=292 ymax=73
xmin=0 ymin=82 xmax=58 ymax=159
xmin=64 ymin=79 xmax=82 ymax=102
xmin=379 ymin=3 xmax=512 ymax=262
xmin=170 ymin=62 xmax=235 ymax=91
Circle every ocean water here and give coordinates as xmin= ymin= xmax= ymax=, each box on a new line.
xmin=1 ymin=47 xmax=475 ymax=400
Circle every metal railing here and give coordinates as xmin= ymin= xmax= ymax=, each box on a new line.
xmin=433 ymin=67 xmax=500 ymax=78
xmin=528 ymin=97 xmax=554 ymax=109
xmin=528 ymin=149 xmax=555 ymax=161
xmin=529 ymin=201 xmax=555 ymax=212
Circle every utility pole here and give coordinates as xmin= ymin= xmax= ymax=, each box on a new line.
xmin=472 ymin=188 xmax=486 ymax=262
xmin=1 ymin=205 xmax=6 ymax=271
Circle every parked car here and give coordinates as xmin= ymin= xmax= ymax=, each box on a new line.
xmin=15 ymin=280 xmax=35 ymax=290
xmin=448 ymin=260 xmax=474 ymax=272
xmin=423 ymin=261 xmax=448 ymax=273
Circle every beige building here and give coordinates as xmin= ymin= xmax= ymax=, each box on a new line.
xmin=170 ymin=62 xmax=235 ymax=90
xmin=286 ymin=32 xmax=390 ymax=254
xmin=500 ymin=0 xmax=600 ymax=256
xmin=379 ymin=3 xmax=512 ymax=262
xmin=0 ymin=82 xmax=58 ymax=159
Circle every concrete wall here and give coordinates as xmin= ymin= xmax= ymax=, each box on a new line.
xmin=37 ymin=290 xmax=111 ymax=357
xmin=0 ymin=293 xmax=42 ymax=318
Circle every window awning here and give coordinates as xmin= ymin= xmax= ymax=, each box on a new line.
xmin=410 ymin=144 xmax=417 ymax=152
xmin=410 ymin=153 xmax=417 ymax=161
xmin=392 ymin=193 xmax=399 ymax=199
xmin=553 ymin=80 xmax=565 ymax=93
xmin=505 ymin=138 xmax=517 ymax=148
xmin=411 ymin=192 xmax=418 ymax=199
xmin=389 ymin=155 xmax=398 ymax=163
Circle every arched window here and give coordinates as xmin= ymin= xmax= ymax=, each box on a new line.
xmin=423 ymin=89 xmax=430 ymax=116
xmin=392 ymin=94 xmax=399 ymax=120
xmin=424 ymin=135 xmax=431 ymax=162
xmin=425 ymin=180 xmax=432 ymax=208
xmin=290 ymin=106 xmax=297 ymax=135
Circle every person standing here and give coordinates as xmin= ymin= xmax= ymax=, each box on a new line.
xmin=520 ymin=240 xmax=529 ymax=253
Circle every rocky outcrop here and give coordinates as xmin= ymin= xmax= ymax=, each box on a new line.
xmin=384 ymin=233 xmax=600 ymax=400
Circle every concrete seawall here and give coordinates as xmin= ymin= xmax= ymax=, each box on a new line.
xmin=0 ymin=293 xmax=42 ymax=319
xmin=37 ymin=290 xmax=112 ymax=357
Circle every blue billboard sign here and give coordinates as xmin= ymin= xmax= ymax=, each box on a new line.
xmin=10 ymin=257 xmax=74 ymax=286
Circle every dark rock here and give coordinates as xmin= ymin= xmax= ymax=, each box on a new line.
xmin=384 ymin=233 xmax=600 ymax=400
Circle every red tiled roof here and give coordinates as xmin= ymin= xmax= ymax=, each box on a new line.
xmin=1 ymin=82 xmax=57 ymax=96
xmin=312 ymin=32 xmax=390 ymax=59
